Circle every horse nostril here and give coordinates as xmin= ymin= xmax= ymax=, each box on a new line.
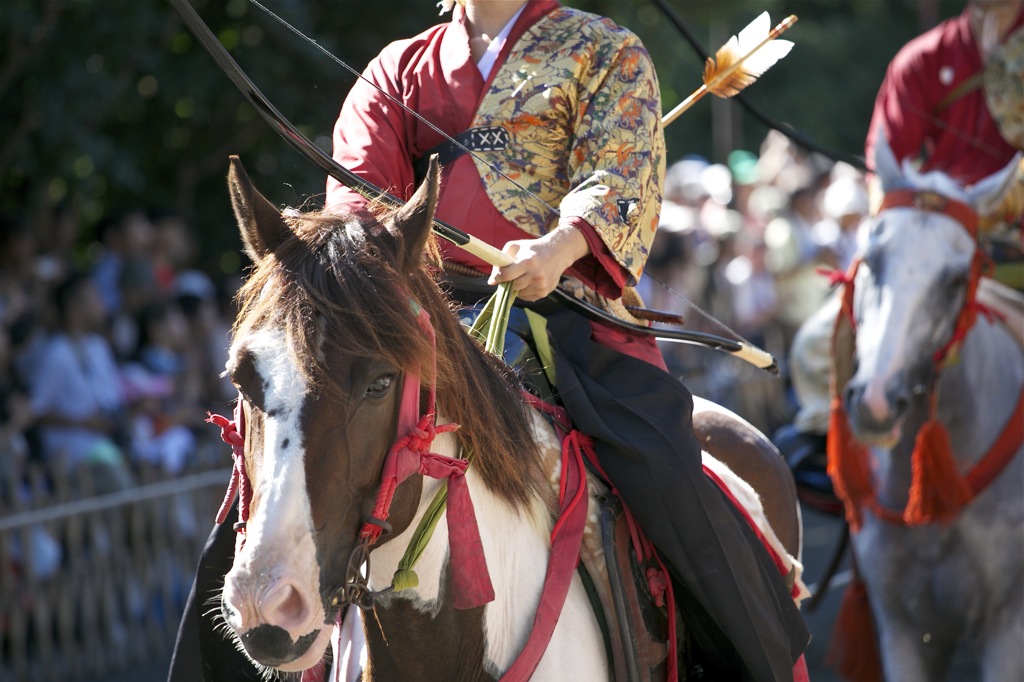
xmin=842 ymin=384 xmax=858 ymax=411
xmin=890 ymin=389 xmax=910 ymax=416
xmin=260 ymin=581 xmax=310 ymax=634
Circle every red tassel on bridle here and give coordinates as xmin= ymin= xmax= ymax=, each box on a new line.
xmin=825 ymin=192 xmax=994 ymax=530
xmin=823 ymin=260 xmax=875 ymax=531
xmin=903 ymin=392 xmax=974 ymax=525
xmin=902 ymin=245 xmax=989 ymax=525
xmin=827 ymin=560 xmax=881 ymax=682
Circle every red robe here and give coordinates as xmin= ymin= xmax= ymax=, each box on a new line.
xmin=327 ymin=0 xmax=666 ymax=367
xmin=866 ymin=5 xmax=1023 ymax=186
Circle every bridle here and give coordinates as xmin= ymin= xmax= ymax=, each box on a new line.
xmin=208 ymin=300 xmax=491 ymax=613
xmin=828 ymin=186 xmax=1021 ymax=529
xmin=874 ymin=189 xmax=987 ymax=369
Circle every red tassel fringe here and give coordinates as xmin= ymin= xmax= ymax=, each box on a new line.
xmin=827 ymin=576 xmax=882 ymax=682
xmin=826 ymin=398 xmax=873 ymax=531
xmin=904 ymin=419 xmax=973 ymax=525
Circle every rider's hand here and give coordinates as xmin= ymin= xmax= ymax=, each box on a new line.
xmin=487 ymin=225 xmax=590 ymax=301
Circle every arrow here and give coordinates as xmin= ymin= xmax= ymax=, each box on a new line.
xmin=167 ymin=0 xmax=776 ymax=372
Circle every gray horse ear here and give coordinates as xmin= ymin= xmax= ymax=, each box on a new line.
xmin=385 ymin=154 xmax=439 ymax=273
xmin=966 ymin=152 xmax=1022 ymax=218
xmin=872 ymin=127 xmax=904 ymax=193
xmin=227 ymin=155 xmax=290 ymax=261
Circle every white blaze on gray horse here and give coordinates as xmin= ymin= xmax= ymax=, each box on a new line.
xmin=212 ymin=156 xmax=807 ymax=680
xmin=827 ymin=131 xmax=1023 ymax=682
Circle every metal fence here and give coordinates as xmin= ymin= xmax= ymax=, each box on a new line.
xmin=0 ymin=462 xmax=228 ymax=682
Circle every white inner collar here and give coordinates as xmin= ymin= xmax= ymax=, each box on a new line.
xmin=475 ymin=5 xmax=526 ymax=80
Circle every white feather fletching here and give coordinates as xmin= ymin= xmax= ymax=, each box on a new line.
xmin=664 ymin=12 xmax=797 ymax=125
xmin=734 ymin=12 xmax=794 ymax=77
xmin=703 ymin=11 xmax=794 ymax=98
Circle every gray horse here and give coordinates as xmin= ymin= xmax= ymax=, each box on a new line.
xmin=839 ymin=132 xmax=1022 ymax=681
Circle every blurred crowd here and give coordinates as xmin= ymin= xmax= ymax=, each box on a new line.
xmin=638 ymin=130 xmax=870 ymax=423
xmin=0 ymin=204 xmax=240 ymax=577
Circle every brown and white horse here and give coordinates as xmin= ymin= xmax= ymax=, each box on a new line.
xmin=215 ymin=155 xmax=804 ymax=680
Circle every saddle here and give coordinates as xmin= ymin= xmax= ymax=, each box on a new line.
xmin=456 ymin=294 xmax=674 ymax=680
xmin=452 ymin=274 xmax=808 ymax=680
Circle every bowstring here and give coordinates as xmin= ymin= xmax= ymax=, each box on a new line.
xmin=247 ymin=0 xmax=754 ymax=347
xmin=248 ymin=0 xmax=559 ymax=218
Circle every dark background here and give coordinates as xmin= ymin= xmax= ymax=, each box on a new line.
xmin=2 ymin=0 xmax=959 ymax=279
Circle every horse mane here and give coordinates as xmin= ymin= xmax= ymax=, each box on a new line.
xmin=233 ymin=206 xmax=543 ymax=507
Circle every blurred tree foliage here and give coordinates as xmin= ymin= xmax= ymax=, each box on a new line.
xmin=1 ymin=0 xmax=959 ymax=275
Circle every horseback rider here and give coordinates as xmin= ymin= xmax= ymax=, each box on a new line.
xmin=866 ymin=0 xmax=1023 ymax=188
xmin=326 ymin=1 xmax=808 ymax=679
xmin=785 ymin=0 xmax=1024 ymax=476
xmin=169 ymin=1 xmax=809 ymax=680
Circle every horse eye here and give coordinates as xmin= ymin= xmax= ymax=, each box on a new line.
xmin=947 ymin=271 xmax=970 ymax=291
xmin=365 ymin=373 xmax=395 ymax=398
xmin=862 ymin=249 xmax=882 ymax=276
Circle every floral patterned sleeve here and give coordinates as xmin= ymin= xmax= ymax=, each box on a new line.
xmin=469 ymin=10 xmax=666 ymax=291
xmin=558 ymin=29 xmax=666 ymax=288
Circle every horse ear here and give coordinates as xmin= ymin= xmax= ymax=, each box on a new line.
xmin=385 ymin=155 xmax=439 ymax=273
xmin=966 ymin=153 xmax=1022 ymax=217
xmin=872 ymin=127 xmax=905 ymax=193
xmin=227 ymin=156 xmax=291 ymax=261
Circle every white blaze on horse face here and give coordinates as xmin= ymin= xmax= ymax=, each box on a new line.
xmin=855 ymin=213 xmax=974 ymax=424
xmin=223 ymin=329 xmax=326 ymax=645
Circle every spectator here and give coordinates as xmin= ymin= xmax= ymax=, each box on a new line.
xmin=0 ymin=322 xmax=63 ymax=581
xmin=813 ymin=172 xmax=870 ymax=272
xmin=0 ymin=217 xmax=40 ymax=330
xmin=123 ymin=299 xmax=199 ymax=475
xmin=92 ymin=210 xmax=157 ymax=317
xmin=725 ymin=235 xmax=779 ymax=349
xmin=764 ymin=185 xmax=832 ymax=345
xmin=175 ymin=270 xmax=235 ymax=408
xmin=34 ymin=204 xmax=80 ymax=289
xmin=154 ymin=214 xmax=199 ymax=294
xmin=28 ymin=273 xmax=133 ymax=495
xmin=0 ymin=323 xmax=33 ymax=493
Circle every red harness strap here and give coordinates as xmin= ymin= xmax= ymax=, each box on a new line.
xmin=500 ymin=418 xmax=590 ymax=682
xmin=878 ymin=189 xmax=978 ymax=236
xmin=207 ymin=399 xmax=250 ymax=552
xmin=964 ymin=388 xmax=1024 ymax=494
xmin=526 ymin=393 xmax=680 ymax=682
xmin=359 ymin=305 xmax=494 ymax=610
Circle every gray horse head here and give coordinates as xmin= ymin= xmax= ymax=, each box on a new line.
xmin=844 ymin=130 xmax=1020 ymax=443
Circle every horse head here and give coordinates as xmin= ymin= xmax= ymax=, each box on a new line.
xmin=843 ymin=130 xmax=1020 ymax=444
xmin=217 ymin=156 xmax=447 ymax=671
xmin=216 ymin=156 xmax=540 ymax=674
